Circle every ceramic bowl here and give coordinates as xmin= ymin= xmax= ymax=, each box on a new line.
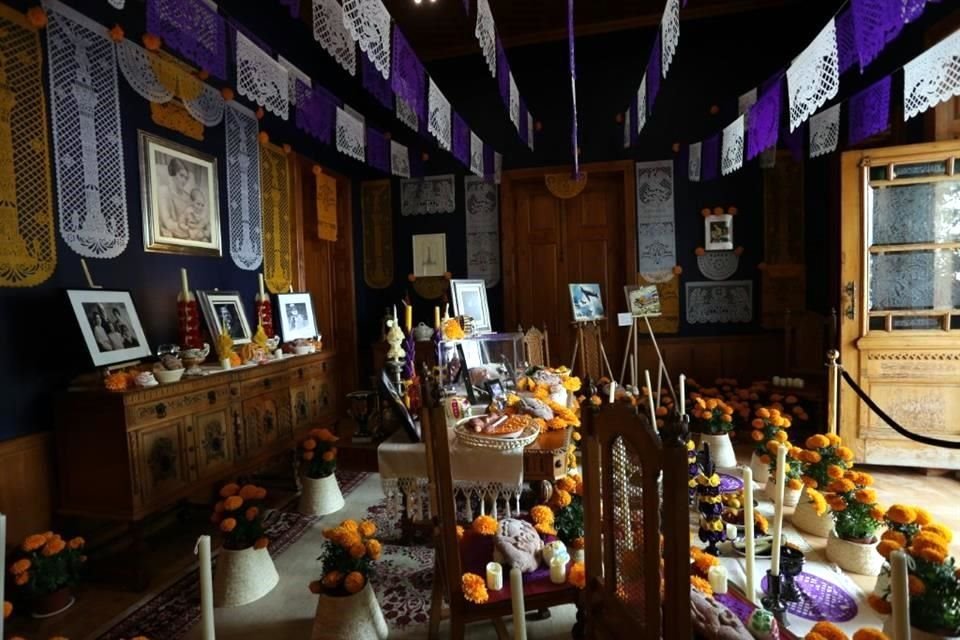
xmin=294 ymin=346 xmax=311 ymax=355
xmin=155 ymin=368 xmax=186 ymax=384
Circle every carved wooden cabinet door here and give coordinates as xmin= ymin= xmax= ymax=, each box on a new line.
xmin=191 ymin=409 xmax=233 ymax=479
xmin=133 ymin=418 xmax=191 ymax=507
xmin=290 ymin=384 xmax=311 ymax=431
xmin=310 ymin=375 xmax=336 ymax=421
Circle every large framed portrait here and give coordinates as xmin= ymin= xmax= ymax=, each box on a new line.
xmin=450 ymin=279 xmax=491 ymax=334
xmin=569 ymin=283 xmax=605 ymax=322
xmin=139 ymin=130 xmax=221 ymax=256
xmin=197 ymin=290 xmax=252 ymax=345
xmin=276 ymin=292 xmax=318 ymax=342
xmin=67 ymin=289 xmax=152 ymax=367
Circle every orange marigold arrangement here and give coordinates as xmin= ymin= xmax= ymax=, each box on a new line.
xmin=461 ymin=572 xmax=489 ymax=603
xmin=546 ymin=473 xmax=584 ymax=548
xmin=824 ymin=470 xmax=883 ymax=542
xmin=799 ymin=433 xmax=851 ymax=490
xmin=312 ymin=519 xmax=381 ymax=597
xmin=748 ymin=406 xmax=789 ymax=464
xmin=472 ymin=514 xmax=499 ymax=536
xmin=211 ymin=482 xmax=270 ymax=551
xmin=299 ymin=427 xmax=338 ymax=479
xmin=803 ymin=621 xmax=890 ymax=640
xmin=567 ymin=560 xmax=586 ymax=589
xmin=691 ymin=396 xmax=735 ymax=435
xmin=765 ymin=440 xmax=805 ymax=491
xmin=8 ymin=531 xmax=86 ymax=598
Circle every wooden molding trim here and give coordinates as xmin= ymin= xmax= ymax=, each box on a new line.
xmin=0 ymin=432 xmax=55 ymax=545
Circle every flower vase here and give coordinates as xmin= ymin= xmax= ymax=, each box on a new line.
xmin=311 ymin=583 xmax=389 ymax=640
xmin=299 ymin=474 xmax=345 ymax=517
xmin=883 ymin=619 xmax=960 ymax=640
xmin=792 ymin=495 xmax=834 ymax=538
xmin=765 ymin=476 xmax=802 ymax=507
xmin=30 ymin=587 xmax=75 ymax=618
xmin=213 ymin=546 xmax=280 ymax=607
xmin=825 ymin=531 xmax=883 ymax=576
xmin=699 ymin=433 xmax=737 ymax=469
xmin=749 ymin=452 xmax=769 ymax=486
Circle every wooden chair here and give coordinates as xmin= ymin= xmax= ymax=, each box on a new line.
xmin=580 ymin=403 xmax=691 ymax=639
xmin=519 ymin=324 xmax=551 ymax=368
xmin=572 ymin=323 xmax=609 ymax=381
xmin=420 ymin=372 xmax=584 ymax=640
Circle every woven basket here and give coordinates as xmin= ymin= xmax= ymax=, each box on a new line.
xmin=311 ymin=582 xmax=389 ymax=640
xmin=792 ymin=495 xmax=834 ymax=538
xmin=765 ymin=476 xmax=802 ymax=507
xmin=300 ymin=474 xmax=345 ymax=517
xmin=749 ymin=452 xmax=770 ymax=486
xmin=213 ymin=546 xmax=279 ymax=607
xmin=826 ymin=532 xmax=883 ymax=576
xmin=699 ymin=433 xmax=737 ymax=469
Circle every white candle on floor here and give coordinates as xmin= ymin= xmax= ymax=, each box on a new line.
xmin=708 ymin=565 xmax=728 ymax=594
xmin=644 ymin=369 xmax=657 ymax=428
xmin=608 ymin=380 xmax=616 ymax=403
xmin=679 ymin=374 xmax=686 ymax=415
xmin=510 ymin=567 xmax=527 ymax=640
xmin=195 ymin=535 xmax=216 ymax=639
xmin=891 ymin=550 xmax=910 ymax=640
xmin=742 ymin=467 xmax=757 ymax=605
xmin=630 ymin=355 xmax=636 ymax=390
xmin=486 ymin=562 xmax=503 ymax=590
xmin=770 ymin=446 xmax=787 ymax=577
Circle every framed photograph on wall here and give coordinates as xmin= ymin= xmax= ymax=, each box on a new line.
xmin=705 ymin=214 xmax=734 ymax=251
xmin=139 ymin=130 xmax=221 ymax=256
xmin=197 ymin=290 xmax=252 ymax=345
xmin=450 ymin=279 xmax=491 ymax=333
xmin=67 ymin=289 xmax=152 ymax=367
xmin=624 ymin=284 xmax=662 ymax=317
xmin=276 ymin=292 xmax=318 ymax=342
xmin=412 ymin=233 xmax=447 ymax=277
xmin=569 ymin=283 xmax=605 ymax=322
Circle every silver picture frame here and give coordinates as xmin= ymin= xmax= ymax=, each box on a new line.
xmin=450 ymin=279 xmax=492 ymax=334
xmin=197 ymin=290 xmax=252 ymax=345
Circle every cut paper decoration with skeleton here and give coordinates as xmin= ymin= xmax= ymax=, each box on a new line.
xmin=145 ymin=0 xmax=227 ymax=80
xmin=475 ymin=0 xmax=496 ymax=78
xmin=635 ymin=160 xmax=677 ymax=276
xmin=0 ymin=4 xmax=57 ymax=287
xmin=45 ymin=0 xmax=129 ymax=259
xmin=312 ymin=0 xmax=356 ymax=76
xmin=391 ymin=139 xmax=411 ymax=178
xmin=809 ymin=103 xmax=841 ymax=158
xmin=316 ymin=170 xmax=337 ymax=242
xmin=260 ymin=141 xmax=293 ymax=294
xmin=225 ymin=102 xmax=263 ymax=271
xmin=235 ymin=29 xmax=289 ymax=120
xmin=464 ymin=176 xmax=500 ymax=287
xmin=336 ymin=106 xmax=366 ymax=162
xmin=428 ymin=78 xmax=451 ymax=151
xmin=470 ymin=131 xmax=484 ymax=176
xmin=686 ymin=280 xmax=753 ymax=324
xmin=787 ymin=19 xmax=839 ymax=132
xmin=342 ymin=0 xmax=392 ymax=80
xmin=721 ymin=115 xmax=744 ymax=176
xmin=903 ymin=29 xmax=960 ymax=122
xmin=401 ymin=175 xmax=456 ymax=216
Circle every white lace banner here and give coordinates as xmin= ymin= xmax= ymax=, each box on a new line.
xmin=508 ymin=71 xmax=520 ymax=131
xmin=396 ymin=96 xmax=418 ymax=132
xmin=224 ymin=102 xmax=263 ymax=271
xmin=688 ymin=141 xmax=702 ymax=182
xmin=637 ymin=76 xmax=647 ymax=133
xmin=696 ymin=251 xmax=739 ymax=281
xmin=45 ymin=0 xmax=129 ymax=258
xmin=494 ymin=151 xmax=502 ymax=184
xmin=809 ymin=103 xmax=841 ymax=158
xmin=465 ymin=176 xmax=500 ymax=287
xmin=787 ymin=18 xmax=839 ymax=132
xmin=738 ymin=87 xmax=757 ymax=115
xmin=470 ymin=131 xmax=484 ymax=176
xmin=401 ymin=174 xmax=455 ymax=215
xmin=661 ymin=0 xmax=680 ymax=77
xmin=335 ymin=106 xmax=365 ymax=161
xmin=342 ymin=0 xmax=391 ymax=80
xmin=235 ymin=30 xmax=289 ymax=120
xmin=390 ymin=139 xmax=410 ymax=178
xmin=527 ymin=112 xmax=535 ymax=150
xmin=312 ymin=0 xmax=356 ymax=76
xmin=278 ymin=55 xmax=311 ymax=105
xmin=635 ymin=160 xmax=676 ymax=273
xmin=475 ymin=0 xmax=496 ymax=78
xmin=721 ymin=115 xmax=745 ymax=176
xmin=903 ymin=29 xmax=960 ymax=121
xmin=428 ymin=78 xmax=451 ymax=150
xmin=686 ymin=280 xmax=753 ymax=324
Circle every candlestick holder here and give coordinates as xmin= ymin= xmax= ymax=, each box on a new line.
xmin=177 ymin=299 xmax=203 ymax=349
xmin=779 ymin=546 xmax=805 ymax=603
xmin=761 ymin=570 xmax=789 ymax=628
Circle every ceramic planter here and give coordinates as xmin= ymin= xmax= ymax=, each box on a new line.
xmin=826 ymin=531 xmax=883 ymax=576
xmin=792 ymin=494 xmax=834 ymax=538
xmin=883 ymin=619 xmax=960 ymax=640
xmin=749 ymin=452 xmax=770 ymax=485
xmin=30 ymin=586 xmax=75 ymax=618
xmin=299 ymin=474 xmax=345 ymax=517
xmin=311 ymin=582 xmax=389 ymax=640
xmin=699 ymin=433 xmax=737 ymax=469
xmin=213 ymin=546 xmax=279 ymax=607
xmin=765 ymin=476 xmax=802 ymax=507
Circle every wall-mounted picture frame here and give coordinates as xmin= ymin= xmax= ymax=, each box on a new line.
xmin=450 ymin=279 xmax=491 ymax=334
xmin=705 ymin=214 xmax=734 ymax=251
xmin=624 ymin=284 xmax=662 ymax=317
xmin=139 ymin=130 xmax=221 ymax=256
xmin=197 ymin=290 xmax=252 ymax=345
xmin=276 ymin=292 xmax=318 ymax=342
xmin=67 ymin=289 xmax=152 ymax=367
xmin=569 ymin=283 xmax=605 ymax=322
xmin=412 ymin=233 xmax=447 ymax=277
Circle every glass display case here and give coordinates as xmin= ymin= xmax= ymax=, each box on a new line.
xmin=438 ymin=332 xmax=522 ymax=396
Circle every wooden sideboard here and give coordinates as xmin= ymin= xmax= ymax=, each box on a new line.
xmin=55 ymin=352 xmax=338 ymax=523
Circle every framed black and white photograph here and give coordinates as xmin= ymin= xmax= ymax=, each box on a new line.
xmin=67 ymin=289 xmax=152 ymax=367
xmin=705 ymin=214 xmax=734 ymax=251
xmin=276 ymin=292 xmax=318 ymax=342
xmin=624 ymin=284 xmax=662 ymax=317
xmin=198 ymin=290 xmax=252 ymax=345
xmin=450 ymin=279 xmax=491 ymax=333
xmin=139 ymin=131 xmax=221 ymax=256
xmin=569 ymin=283 xmax=605 ymax=322
xmin=412 ymin=233 xmax=447 ymax=277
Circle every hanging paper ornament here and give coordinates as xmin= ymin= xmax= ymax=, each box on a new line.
xmin=225 ymin=102 xmax=263 ymax=271
xmin=635 ymin=160 xmax=677 ymax=275
xmin=335 ymin=106 xmax=365 ymax=162
xmin=835 ymin=8 xmax=857 ymax=74
xmin=688 ymin=141 xmax=702 ymax=182
xmin=0 ymin=4 xmax=57 ymax=287
xmin=296 ymin=80 xmax=338 ymax=144
xmin=315 ymin=169 xmax=338 ymax=242
xmin=391 ymin=29 xmax=425 ymax=126
xmin=235 ymin=29 xmax=289 ymax=120
xmin=150 ymin=100 xmax=203 ymax=140
xmin=746 ymin=78 xmax=781 ymax=161
xmin=721 ymin=115 xmax=744 ymax=176
xmin=428 ymin=78 xmax=451 ymax=151
xmin=470 ymin=131 xmax=484 ymax=176
xmin=145 ymin=0 xmax=227 ymax=80
xmin=661 ymin=0 xmax=679 ymax=78
xmin=646 ymin=34 xmax=661 ymax=112
xmin=787 ymin=19 xmax=839 ymax=132
xmin=903 ymin=29 xmax=960 ymax=122
xmin=46 ymin=0 xmax=129 ymax=259
xmin=464 ymin=176 xmax=500 ymax=287
xmin=636 ymin=76 xmax=647 ymax=134
xmin=848 ymin=75 xmax=891 ymax=145
xmin=362 ymin=54 xmax=393 ymax=109
xmin=508 ymin=71 xmax=520 ymax=131
xmin=260 ymin=141 xmax=293 ymax=294
xmin=850 ymin=0 xmax=902 ymax=73
xmin=390 ymin=140 xmax=411 ymax=178
xmin=496 ymin=36 xmax=509 ymax=105
xmin=342 ymin=0 xmax=391 ymax=80
xmin=809 ymin=103 xmax=841 ymax=158
xmin=278 ymin=55 xmax=311 ymax=106
xmin=313 ymin=0 xmax=356 ymax=75
xmin=475 ymin=0 xmax=496 ymax=78
xmin=738 ymin=88 xmax=757 ymax=115
xmin=395 ymin=96 xmax=419 ymax=133
xmin=701 ymin=134 xmax=719 ymax=182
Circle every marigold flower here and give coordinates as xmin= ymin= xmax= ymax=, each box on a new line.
xmin=302 ymin=438 xmax=317 ymax=451
xmin=828 ymin=479 xmax=856 ymax=494
xmin=359 ymin=520 xmax=377 ymax=537
xmin=366 ymin=539 xmax=382 ymax=560
xmin=806 ymin=488 xmax=828 ymax=516
xmin=826 ymin=433 xmax=842 ymax=446
xmin=551 ymin=489 xmax=573 ymax=508
xmin=806 ymin=451 xmax=822 ymax=464
xmin=857 ymin=472 xmax=874 ymax=486
xmin=10 ymin=558 xmax=31 ymax=575
xmin=854 ymin=489 xmax=877 ymax=505
xmin=809 ymin=621 xmax=849 ymax=640
xmin=308 ymin=580 xmax=322 ymax=594
xmin=15 ymin=572 xmax=29 ymax=586
xmin=690 ymin=575 xmax=713 ymax=597
xmin=827 ymin=465 xmax=845 ymax=480
xmin=837 ymin=447 xmax=854 ymax=461
xmin=787 ymin=478 xmax=803 ymax=490
xmin=220 ymin=517 xmax=237 ymax=533
xmin=254 ymin=537 xmax=269 ymax=550
xmin=691 ymin=548 xmax=719 ymax=575
xmin=881 ymin=530 xmax=907 ymax=546
xmin=568 ymin=562 xmax=586 ymax=589
xmin=224 ymin=496 xmax=244 ymax=511
xmin=245 ymin=507 xmax=259 ymax=521
xmin=877 ymin=539 xmax=901 ymax=560
xmin=3 ymin=601 xmax=11 ymax=618
xmin=775 ymin=430 xmax=788 ymax=443
xmin=219 ymin=483 xmax=240 ymax=498
xmin=322 ymin=451 xmax=335 ymax=462
xmin=322 ymin=570 xmax=343 ymax=589
xmin=68 ymin=536 xmax=85 ymax=550
xmin=556 ymin=476 xmax=576 ymax=493
xmin=921 ymin=523 xmax=953 ymax=543
xmin=42 ymin=537 xmax=66 ymax=557
xmin=916 ymin=547 xmax=947 ymax=564
xmin=827 ymin=496 xmax=847 ymax=512
xmin=914 ymin=507 xmax=933 ymax=526
xmin=472 ymin=515 xmax=498 ymax=536
xmin=214 ymin=500 xmax=225 ymax=514
xmin=852 ymin=629 xmax=890 ymax=640
xmin=886 ymin=504 xmax=917 ymax=525
xmin=806 ymin=434 xmax=829 ymax=449
xmin=344 ymin=571 xmax=365 ymax=594
xmin=342 ymin=520 xmax=359 ymax=532
xmin=870 ymin=506 xmax=885 ymax=521
xmin=756 ymin=407 xmax=771 ymax=419
xmin=239 ymin=484 xmax=260 ymax=500
xmin=868 ymin=592 xmax=892 ymax=614
xmin=22 ymin=534 xmax=46 ymax=552
xmin=563 ymin=377 xmax=582 ymax=392
xmin=908 ymin=575 xmax=925 ymax=596
xmin=530 ymin=505 xmax=555 ymax=525
xmin=349 ymin=543 xmax=366 ymax=559
xmin=462 ymin=572 xmax=489 ymax=603
xmin=303 ymin=451 xmax=315 ymax=461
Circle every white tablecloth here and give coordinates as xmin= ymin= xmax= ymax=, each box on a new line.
xmin=377 ymin=424 xmax=525 ymax=522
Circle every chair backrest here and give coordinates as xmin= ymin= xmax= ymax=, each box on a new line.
xmin=581 ymin=403 xmax=691 ymax=640
xmin=520 ymin=324 xmax=550 ymax=368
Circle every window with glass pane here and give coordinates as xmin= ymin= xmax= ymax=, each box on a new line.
xmin=866 ymin=157 xmax=960 ymax=332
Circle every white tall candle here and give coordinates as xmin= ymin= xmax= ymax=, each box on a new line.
xmin=510 ymin=567 xmax=527 ymax=640
xmin=770 ymin=446 xmax=787 ymax=576
xmin=708 ymin=565 xmax=729 ymax=594
xmin=608 ymin=380 xmax=616 ymax=404
xmin=195 ymin=535 xmax=216 ymax=639
xmin=486 ymin=562 xmax=503 ymax=591
xmin=630 ymin=355 xmax=637 ymax=390
xmin=742 ymin=467 xmax=757 ymax=605
xmin=679 ymin=374 xmax=686 ymax=415
xmin=258 ymin=273 xmax=265 ymax=299
xmin=180 ymin=268 xmax=190 ymax=301
xmin=891 ymin=550 xmax=910 ymax=640
xmin=1 ymin=512 xmax=5 ymax=640
xmin=644 ymin=369 xmax=657 ymax=428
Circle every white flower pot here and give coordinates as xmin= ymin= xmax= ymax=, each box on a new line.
xmin=826 ymin=531 xmax=883 ymax=576
xmin=765 ymin=476 xmax=802 ymax=507
xmin=311 ymin=582 xmax=389 ymax=640
xmin=699 ymin=433 xmax=737 ymax=469
xmin=750 ymin=452 xmax=770 ymax=486
xmin=300 ymin=474 xmax=345 ymax=517
xmin=883 ymin=619 xmax=960 ymax=640
xmin=792 ymin=494 xmax=834 ymax=538
xmin=214 ymin=546 xmax=279 ymax=607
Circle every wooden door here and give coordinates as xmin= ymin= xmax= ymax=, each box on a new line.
xmin=839 ymin=141 xmax=960 ymax=469
xmin=502 ymin=163 xmax=635 ymax=369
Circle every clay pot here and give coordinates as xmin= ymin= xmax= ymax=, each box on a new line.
xmin=699 ymin=433 xmax=737 ymax=469
xmin=213 ymin=546 xmax=279 ymax=607
xmin=825 ymin=531 xmax=883 ymax=576
xmin=30 ymin=586 xmax=75 ymax=618
xmin=311 ymin=582 xmax=389 ymax=640
xmin=792 ymin=494 xmax=834 ymax=538
xmin=299 ymin=474 xmax=345 ymax=517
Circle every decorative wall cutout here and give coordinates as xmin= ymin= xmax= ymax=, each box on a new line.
xmin=544 ymin=172 xmax=587 ymax=199
xmin=312 ymin=0 xmax=356 ymax=76
xmin=470 ymin=131 xmax=484 ymax=176
xmin=475 ymin=0 xmax=496 ymax=77
xmin=464 ymin=176 xmax=500 ymax=287
xmin=636 ymin=76 xmax=647 ymax=134
xmin=661 ymin=0 xmax=680 ymax=77
xmin=635 ymin=160 xmax=676 ymax=274
xmin=685 ymin=280 xmax=753 ymax=324
xmin=225 ymin=102 xmax=263 ymax=270
xmin=235 ymin=30 xmax=289 ymax=120
xmin=696 ymin=251 xmax=739 ymax=281
xmin=903 ymin=29 xmax=960 ymax=122
xmin=46 ymin=0 xmax=129 ymax=259
xmin=400 ymin=174 xmax=455 ymax=215
xmin=335 ymin=106 xmax=365 ymax=162
xmin=150 ymin=100 xmax=204 ymax=140
xmin=342 ymin=0 xmax=392 ymax=80
xmin=315 ymin=170 xmax=337 ymax=242
xmin=688 ymin=141 xmax=701 ymax=182
xmin=395 ymin=96 xmax=418 ymax=132
xmin=361 ymin=180 xmax=393 ymax=289
xmin=809 ymin=103 xmax=841 ymax=158
xmin=390 ymin=139 xmax=410 ymax=178
xmin=259 ymin=142 xmax=292 ymax=293
xmin=428 ymin=78 xmax=451 ymax=151
xmin=639 ymin=272 xmax=679 ymax=333
xmin=787 ymin=19 xmax=839 ymax=132
xmin=145 ymin=0 xmax=227 ymax=80
xmin=0 ymin=4 xmax=56 ymax=287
